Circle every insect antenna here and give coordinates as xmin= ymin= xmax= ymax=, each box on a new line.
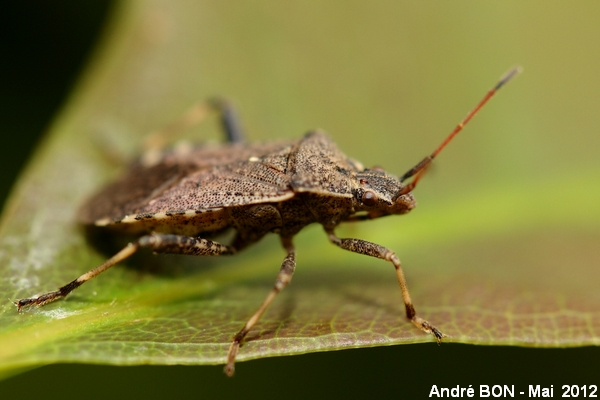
xmin=396 ymin=66 xmax=522 ymax=197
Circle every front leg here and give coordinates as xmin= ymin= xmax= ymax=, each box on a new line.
xmin=15 ymin=234 xmax=236 ymax=310
xmin=326 ymin=229 xmax=443 ymax=342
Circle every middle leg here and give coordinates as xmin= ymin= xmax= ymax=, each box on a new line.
xmin=225 ymin=236 xmax=296 ymax=377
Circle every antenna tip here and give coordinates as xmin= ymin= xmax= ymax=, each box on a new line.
xmin=495 ymin=66 xmax=523 ymax=90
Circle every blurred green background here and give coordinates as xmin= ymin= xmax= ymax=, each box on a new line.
xmin=1 ymin=1 xmax=599 ymax=398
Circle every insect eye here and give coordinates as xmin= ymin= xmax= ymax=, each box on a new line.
xmin=361 ymin=190 xmax=378 ymax=206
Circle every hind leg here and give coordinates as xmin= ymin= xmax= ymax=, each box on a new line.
xmin=144 ymin=97 xmax=245 ymax=151
xmin=15 ymin=233 xmax=236 ymax=310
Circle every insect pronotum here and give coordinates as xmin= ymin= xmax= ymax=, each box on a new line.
xmin=16 ymin=67 xmax=521 ymax=376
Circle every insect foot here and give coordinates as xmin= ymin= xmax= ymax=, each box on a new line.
xmin=14 ymin=67 xmax=520 ymax=376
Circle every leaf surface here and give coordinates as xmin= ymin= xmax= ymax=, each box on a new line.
xmin=1 ymin=0 xmax=599 ymax=379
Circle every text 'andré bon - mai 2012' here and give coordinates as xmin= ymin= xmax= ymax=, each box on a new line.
xmin=430 ymin=384 xmax=598 ymax=398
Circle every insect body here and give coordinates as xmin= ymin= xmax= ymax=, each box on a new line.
xmin=16 ymin=68 xmax=521 ymax=376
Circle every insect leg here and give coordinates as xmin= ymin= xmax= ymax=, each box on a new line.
xmin=15 ymin=234 xmax=236 ymax=311
xmin=208 ymin=98 xmax=245 ymax=143
xmin=143 ymin=102 xmax=213 ymax=152
xmin=225 ymin=237 xmax=296 ymax=377
xmin=326 ymin=230 xmax=444 ymax=342
xmin=142 ymin=97 xmax=245 ymax=155
xmin=137 ymin=233 xmax=237 ymax=257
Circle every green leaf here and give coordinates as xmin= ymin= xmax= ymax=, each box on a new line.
xmin=1 ymin=1 xmax=599 ymax=380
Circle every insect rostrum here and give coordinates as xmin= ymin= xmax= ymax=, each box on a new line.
xmin=15 ymin=68 xmax=521 ymax=376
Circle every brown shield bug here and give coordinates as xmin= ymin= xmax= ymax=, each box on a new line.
xmin=15 ymin=67 xmax=521 ymax=376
